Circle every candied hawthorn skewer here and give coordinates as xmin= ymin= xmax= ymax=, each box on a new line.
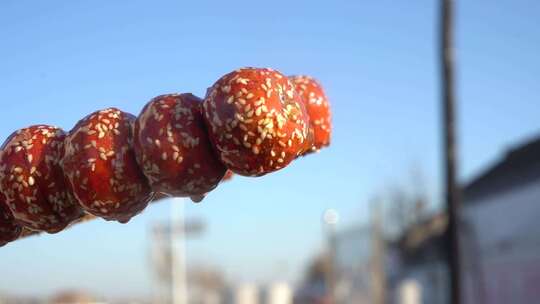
xmin=290 ymin=75 xmax=332 ymax=154
xmin=221 ymin=170 xmax=234 ymax=182
xmin=0 ymin=191 xmax=22 ymax=246
xmin=0 ymin=126 xmax=84 ymax=233
xmin=0 ymin=148 xmax=23 ymax=245
xmin=202 ymin=67 xmax=310 ymax=176
xmin=134 ymin=93 xmax=227 ymax=198
xmin=63 ymin=108 xmax=153 ymax=223
xmin=0 ymin=67 xmax=333 ymax=246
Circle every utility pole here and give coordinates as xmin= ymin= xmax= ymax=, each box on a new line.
xmin=370 ymin=205 xmax=386 ymax=304
xmin=150 ymin=198 xmax=206 ymax=304
xmin=323 ymin=209 xmax=339 ymax=304
xmin=440 ymin=0 xmax=462 ymax=303
xmin=171 ymin=198 xmax=188 ymax=304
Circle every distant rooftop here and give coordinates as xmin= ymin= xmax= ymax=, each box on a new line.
xmin=464 ymin=135 xmax=540 ymax=202
xmin=394 ymin=135 xmax=540 ymax=263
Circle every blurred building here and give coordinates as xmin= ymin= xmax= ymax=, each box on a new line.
xmin=294 ymin=221 xmax=383 ymax=304
xmin=0 ymin=291 xmax=106 ymax=304
xmin=388 ymin=135 xmax=540 ymax=304
xmin=263 ymin=283 xmax=292 ymax=304
xmin=187 ymin=267 xmax=226 ymax=304
xmin=226 ymin=284 xmax=259 ymax=304
xmin=49 ymin=290 xmax=104 ymax=304
xmin=333 ymin=225 xmax=379 ymax=304
xmin=294 ymin=254 xmax=331 ymax=304
xmin=0 ymin=294 xmax=41 ymax=304
xmin=221 ymin=282 xmax=293 ymax=304
xmin=386 ymin=213 xmax=449 ymax=304
xmin=461 ymin=135 xmax=540 ymax=304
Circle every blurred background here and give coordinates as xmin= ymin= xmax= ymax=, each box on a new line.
xmin=0 ymin=1 xmax=539 ymax=303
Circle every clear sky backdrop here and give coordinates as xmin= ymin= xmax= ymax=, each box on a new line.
xmin=0 ymin=0 xmax=539 ymax=299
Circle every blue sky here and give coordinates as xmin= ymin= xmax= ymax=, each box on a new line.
xmin=0 ymin=0 xmax=539 ymax=299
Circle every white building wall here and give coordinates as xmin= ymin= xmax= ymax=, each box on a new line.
xmin=398 ymin=279 xmax=421 ymax=304
xmin=234 ymin=284 xmax=259 ymax=304
xmin=461 ymin=180 xmax=540 ymax=304
xmin=264 ymin=282 xmax=292 ymax=304
xmin=393 ymin=262 xmax=448 ymax=304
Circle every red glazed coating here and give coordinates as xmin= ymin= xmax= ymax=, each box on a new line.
xmin=290 ymin=75 xmax=332 ymax=153
xmin=0 ymin=148 xmax=22 ymax=246
xmin=63 ymin=108 xmax=152 ymax=223
xmin=0 ymin=126 xmax=83 ymax=233
xmin=134 ymin=93 xmax=227 ymax=197
xmin=0 ymin=190 xmax=22 ymax=246
xmin=222 ymin=170 xmax=234 ymax=182
xmin=203 ymin=67 xmax=310 ymax=176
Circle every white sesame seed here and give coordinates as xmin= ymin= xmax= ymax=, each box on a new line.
xmin=235 ymin=113 xmax=245 ymax=122
xmin=287 ymin=90 xmax=294 ymax=98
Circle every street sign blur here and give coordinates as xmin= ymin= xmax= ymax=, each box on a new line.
xmin=152 ymin=218 xmax=206 ymax=237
